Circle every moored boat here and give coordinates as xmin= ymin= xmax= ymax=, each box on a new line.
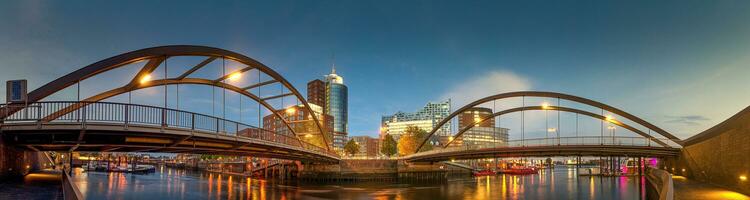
xmin=473 ymin=170 xmax=496 ymax=176
xmin=498 ymin=167 xmax=538 ymax=175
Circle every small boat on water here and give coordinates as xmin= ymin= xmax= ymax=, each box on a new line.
xmin=473 ymin=170 xmax=496 ymax=176
xmin=498 ymin=167 xmax=538 ymax=175
xmin=83 ymin=162 xmax=155 ymax=173
xmin=129 ymin=165 xmax=156 ymax=173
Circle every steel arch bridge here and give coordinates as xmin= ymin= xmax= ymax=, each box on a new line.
xmin=406 ymin=91 xmax=683 ymax=162
xmin=0 ymin=45 xmax=338 ymax=163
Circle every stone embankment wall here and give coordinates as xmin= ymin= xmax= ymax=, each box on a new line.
xmin=300 ymin=159 xmax=471 ymax=182
xmin=0 ymin=137 xmax=40 ymax=177
xmin=663 ymin=106 xmax=750 ymax=195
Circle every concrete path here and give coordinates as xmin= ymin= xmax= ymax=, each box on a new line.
xmin=0 ymin=170 xmax=63 ymax=200
xmin=673 ymin=176 xmax=750 ymax=200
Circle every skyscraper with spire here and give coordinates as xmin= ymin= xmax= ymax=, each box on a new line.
xmin=306 ymin=64 xmax=348 ymax=151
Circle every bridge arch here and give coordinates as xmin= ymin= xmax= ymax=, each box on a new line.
xmin=416 ymin=91 xmax=682 ymax=153
xmin=0 ymin=45 xmax=331 ymax=151
xmin=445 ymin=105 xmax=671 ymax=148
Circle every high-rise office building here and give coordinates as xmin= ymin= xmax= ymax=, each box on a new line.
xmin=306 ymin=66 xmax=349 ymax=151
xmin=307 ymin=79 xmax=326 ymax=112
xmin=380 ymin=100 xmax=451 ymax=141
xmin=454 ymin=107 xmax=509 ymax=148
xmin=324 ymin=66 xmax=348 ymax=150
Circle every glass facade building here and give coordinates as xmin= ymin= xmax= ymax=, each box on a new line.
xmin=380 ymin=100 xmax=451 ymax=141
xmin=324 ymin=67 xmax=348 ymax=150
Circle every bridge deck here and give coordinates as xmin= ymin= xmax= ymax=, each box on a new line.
xmin=403 ymin=145 xmax=681 ymax=163
xmin=1 ymin=122 xmax=338 ymax=163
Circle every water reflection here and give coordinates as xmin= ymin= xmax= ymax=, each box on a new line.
xmin=71 ymin=166 xmax=643 ymax=200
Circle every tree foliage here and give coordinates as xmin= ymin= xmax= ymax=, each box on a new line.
xmin=397 ymin=126 xmax=433 ymax=156
xmin=380 ymin=134 xmax=397 ymax=157
xmin=343 ymin=139 xmax=360 ymax=156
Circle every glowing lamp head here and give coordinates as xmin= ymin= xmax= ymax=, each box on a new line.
xmin=305 ymin=134 xmax=313 ymax=138
xmin=605 ymin=115 xmax=614 ymax=122
xmin=740 ymin=175 xmax=748 ymax=181
xmin=228 ymin=72 xmax=242 ymax=81
xmin=541 ymin=102 xmax=550 ymax=109
xmin=285 ymin=107 xmax=296 ymax=114
xmin=140 ymin=74 xmax=152 ymax=84
xmin=547 ymin=128 xmax=556 ymax=132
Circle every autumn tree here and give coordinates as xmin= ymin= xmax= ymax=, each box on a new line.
xmin=343 ymin=139 xmax=360 ymax=156
xmin=397 ymin=126 xmax=433 ymax=156
xmin=380 ymin=134 xmax=397 ymax=157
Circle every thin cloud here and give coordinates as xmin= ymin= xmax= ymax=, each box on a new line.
xmin=664 ymin=115 xmax=710 ymax=126
xmin=439 ymin=70 xmax=532 ymax=107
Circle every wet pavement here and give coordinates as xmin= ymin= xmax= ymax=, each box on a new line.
xmin=673 ymin=176 xmax=750 ymax=200
xmin=0 ymin=170 xmax=63 ymax=200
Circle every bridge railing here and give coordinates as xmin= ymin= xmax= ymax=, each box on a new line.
xmin=0 ymin=101 xmax=338 ymax=158
xmin=446 ymin=136 xmax=681 ymax=149
xmin=409 ymin=136 xmax=681 ymax=158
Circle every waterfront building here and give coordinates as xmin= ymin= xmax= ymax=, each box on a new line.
xmin=349 ymin=136 xmax=379 ymax=157
xmin=380 ymin=100 xmax=451 ymax=141
xmin=259 ymin=103 xmax=334 ymax=148
xmin=325 ymin=67 xmax=348 ymax=150
xmin=453 ymin=107 xmax=509 ymax=148
xmin=307 ymin=79 xmax=326 ymax=112
xmin=313 ymin=66 xmax=348 ymax=151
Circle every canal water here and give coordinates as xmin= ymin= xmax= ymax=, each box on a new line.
xmin=70 ymin=166 xmax=645 ymax=200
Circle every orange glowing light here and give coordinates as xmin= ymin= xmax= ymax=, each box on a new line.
xmin=541 ymin=102 xmax=550 ymax=109
xmin=285 ymin=107 xmax=296 ymax=114
xmin=740 ymin=175 xmax=747 ymax=181
xmin=228 ymin=72 xmax=242 ymax=81
xmin=605 ymin=115 xmax=615 ymax=122
xmin=140 ymin=74 xmax=152 ymax=84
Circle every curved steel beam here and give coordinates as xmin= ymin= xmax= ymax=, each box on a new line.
xmin=444 ymin=106 xmax=671 ymax=148
xmin=0 ymin=45 xmax=329 ymax=151
xmin=39 ymin=78 xmax=333 ymax=150
xmin=416 ymin=91 xmax=681 ymax=153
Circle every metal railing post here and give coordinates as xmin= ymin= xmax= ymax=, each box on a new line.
xmin=36 ymin=103 xmax=42 ymax=128
xmin=161 ymin=108 xmax=167 ymax=128
xmin=82 ymin=105 xmax=87 ymax=129
xmin=124 ymin=104 xmax=129 ymax=129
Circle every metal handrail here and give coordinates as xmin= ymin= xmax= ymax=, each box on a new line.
xmin=0 ymin=101 xmax=338 ymax=158
xmin=61 ymin=169 xmax=84 ymax=200
xmin=405 ymin=136 xmax=681 ymax=159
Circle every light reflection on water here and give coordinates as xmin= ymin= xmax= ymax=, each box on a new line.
xmin=71 ymin=166 xmax=644 ymax=200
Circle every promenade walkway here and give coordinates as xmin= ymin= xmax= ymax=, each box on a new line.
xmin=673 ymin=176 xmax=750 ymax=200
xmin=0 ymin=170 xmax=63 ymax=200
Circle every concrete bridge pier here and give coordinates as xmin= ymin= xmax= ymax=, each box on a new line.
xmin=0 ymin=137 xmax=42 ymax=178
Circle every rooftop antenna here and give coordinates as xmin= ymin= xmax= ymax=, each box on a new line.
xmin=331 ymin=53 xmax=336 ymax=74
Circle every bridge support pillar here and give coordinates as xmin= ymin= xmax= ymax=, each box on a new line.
xmin=0 ymin=137 xmax=41 ymax=178
xmin=638 ymin=157 xmax=643 ymax=176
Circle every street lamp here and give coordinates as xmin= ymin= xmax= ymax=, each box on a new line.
xmin=605 ymin=115 xmax=615 ymax=122
xmin=285 ymin=107 xmax=296 ymax=114
xmin=140 ymin=74 xmax=152 ymax=84
xmin=228 ymin=72 xmax=242 ymax=81
xmin=541 ymin=102 xmax=551 ymax=109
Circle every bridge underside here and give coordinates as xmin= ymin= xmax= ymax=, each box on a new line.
xmin=404 ymin=145 xmax=681 ymax=163
xmin=1 ymin=123 xmax=338 ymax=163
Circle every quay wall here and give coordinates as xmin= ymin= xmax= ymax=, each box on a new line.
xmin=663 ymin=105 xmax=750 ymax=195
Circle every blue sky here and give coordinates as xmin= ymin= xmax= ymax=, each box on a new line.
xmin=1 ymin=1 xmax=750 ymax=140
